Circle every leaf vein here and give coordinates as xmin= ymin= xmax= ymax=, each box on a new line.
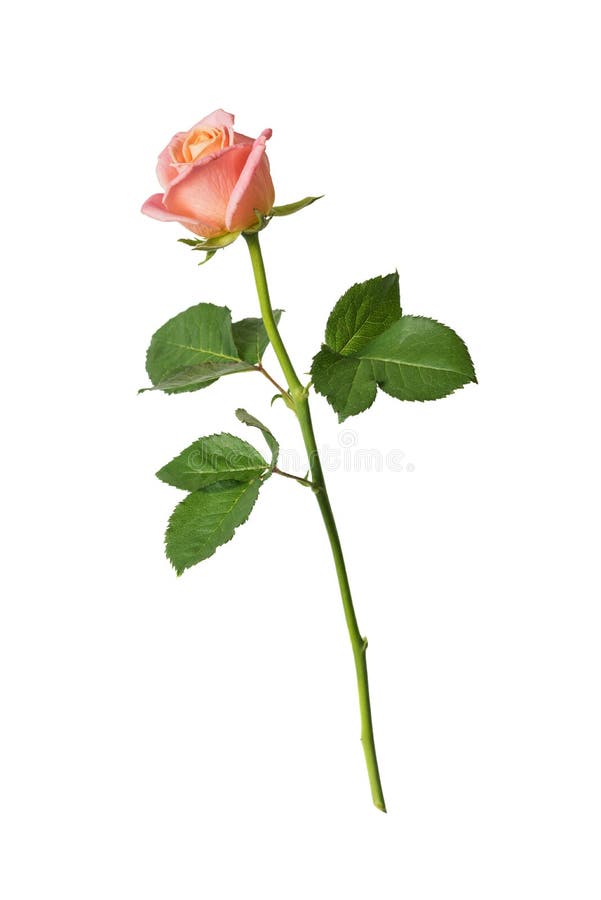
xmin=163 ymin=340 xmax=242 ymax=363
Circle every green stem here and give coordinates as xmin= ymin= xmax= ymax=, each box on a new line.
xmin=244 ymin=232 xmax=386 ymax=812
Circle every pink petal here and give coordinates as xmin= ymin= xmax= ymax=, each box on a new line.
xmin=225 ymin=129 xmax=275 ymax=232
xmin=156 ymin=133 xmax=186 ymax=189
xmin=141 ymin=193 xmax=198 ymax=225
xmin=164 ymin=143 xmax=253 ymax=230
xmin=190 ymin=109 xmax=235 ymax=131
xmin=233 ymin=131 xmax=254 ymax=145
xmin=141 ymin=193 xmax=218 ymax=237
xmin=156 ymin=113 xmax=236 ymax=189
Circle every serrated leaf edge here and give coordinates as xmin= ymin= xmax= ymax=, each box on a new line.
xmin=311 ymin=349 xmax=378 ymax=423
xmin=156 ymin=432 xmax=270 ymax=489
xmin=166 ymin=479 xmax=262 ymax=576
xmin=359 ymin=314 xmax=477 ymax=382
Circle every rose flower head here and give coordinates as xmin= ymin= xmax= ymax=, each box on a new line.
xmin=142 ymin=109 xmax=275 ymax=239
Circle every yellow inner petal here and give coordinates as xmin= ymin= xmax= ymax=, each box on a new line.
xmin=180 ymin=126 xmax=230 ymax=163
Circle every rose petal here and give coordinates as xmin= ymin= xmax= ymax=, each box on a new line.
xmin=190 ymin=109 xmax=235 ymax=131
xmin=181 ymin=125 xmax=233 ymax=163
xmin=225 ymin=129 xmax=275 ymax=232
xmin=156 ymin=113 xmax=236 ymax=189
xmin=233 ymin=131 xmax=254 ymax=145
xmin=156 ymin=133 xmax=186 ymax=189
xmin=163 ymin=143 xmax=253 ymax=230
xmin=141 ymin=193 xmax=221 ymax=237
xmin=141 ymin=193 xmax=198 ymax=224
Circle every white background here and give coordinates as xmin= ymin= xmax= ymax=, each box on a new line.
xmin=2 ymin=1 xmax=600 ymax=897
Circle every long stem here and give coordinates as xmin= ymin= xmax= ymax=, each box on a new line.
xmin=244 ymin=232 xmax=386 ymax=812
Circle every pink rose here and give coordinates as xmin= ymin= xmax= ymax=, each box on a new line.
xmin=141 ymin=109 xmax=275 ymax=238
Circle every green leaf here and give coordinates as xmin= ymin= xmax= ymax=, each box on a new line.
xmin=235 ymin=409 xmax=279 ymax=468
xmin=157 ymin=434 xmax=268 ymax=491
xmin=312 ymin=312 xmax=476 ymax=419
xmin=312 ymin=346 xmax=377 ymax=421
xmin=145 ymin=303 xmax=245 ymax=394
xmin=359 ymin=315 xmax=477 ymax=401
xmin=325 ymin=272 xmax=401 ymax=355
xmin=143 ymin=303 xmax=286 ymax=394
xmin=312 ymin=271 xmax=476 ymax=418
xmin=232 ymin=310 xmax=283 ymax=364
xmin=166 ymin=479 xmax=261 ymax=575
xmin=142 ymin=360 xmax=254 ymax=392
xmin=269 ymin=196 xmax=323 ymax=217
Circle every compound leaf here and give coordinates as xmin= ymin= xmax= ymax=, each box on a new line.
xmin=146 ymin=302 xmax=245 ymax=394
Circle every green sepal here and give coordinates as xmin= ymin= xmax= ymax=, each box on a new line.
xmin=198 ymin=232 xmax=241 ymax=250
xmin=269 ymin=196 xmax=323 ymax=217
xmin=242 ymin=209 xmax=270 ymax=234
xmin=178 ymin=231 xmax=241 ymax=264
xmin=235 ymin=408 xmax=280 ymax=470
xmin=156 ymin=433 xmax=269 ymax=491
xmin=178 ymin=231 xmax=241 ymax=251
xmin=166 ymin=479 xmax=261 ymax=575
